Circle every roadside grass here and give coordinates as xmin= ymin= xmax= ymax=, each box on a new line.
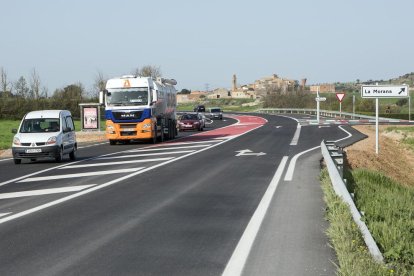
xmin=350 ymin=170 xmax=414 ymax=271
xmin=177 ymin=98 xmax=261 ymax=112
xmin=321 ymin=168 xmax=414 ymax=275
xmin=0 ymin=120 xmax=20 ymax=149
xmin=0 ymin=119 xmax=106 ymax=150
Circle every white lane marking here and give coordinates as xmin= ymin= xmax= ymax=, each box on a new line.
xmin=60 ymin=158 xmax=174 ymax=169
xmin=284 ymin=125 xmax=353 ymax=181
xmin=127 ymin=144 xmax=211 ymax=152
xmin=18 ymin=168 xmax=143 ymax=183
xmin=0 ymin=121 xmax=265 ymax=225
xmin=0 ymin=158 xmax=13 ymax=162
xmin=222 ymin=156 xmax=289 ymax=276
xmin=0 ymin=185 xmax=96 ymax=199
xmin=284 ymin=146 xmax=320 ymax=181
xmin=277 ymin=115 xmax=299 ymax=123
xmin=97 ymin=150 xmax=195 ymax=160
xmin=290 ymin=124 xmax=301 ymax=146
xmin=151 ymin=140 xmax=222 ymax=146
xmin=0 ymin=213 xmax=11 ymax=218
xmin=78 ymin=142 xmax=107 ymax=149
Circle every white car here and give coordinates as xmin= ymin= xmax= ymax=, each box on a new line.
xmin=12 ymin=110 xmax=77 ymax=164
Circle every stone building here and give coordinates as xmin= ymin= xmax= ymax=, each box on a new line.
xmin=309 ymin=84 xmax=336 ymax=94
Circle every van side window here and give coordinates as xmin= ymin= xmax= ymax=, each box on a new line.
xmin=65 ymin=116 xmax=75 ymax=131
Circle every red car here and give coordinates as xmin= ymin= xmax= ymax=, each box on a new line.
xmin=178 ymin=113 xmax=204 ymax=131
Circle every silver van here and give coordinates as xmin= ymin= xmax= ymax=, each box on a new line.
xmin=12 ymin=110 xmax=77 ymax=164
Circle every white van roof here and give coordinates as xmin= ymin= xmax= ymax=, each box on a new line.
xmin=24 ymin=110 xmax=71 ymax=119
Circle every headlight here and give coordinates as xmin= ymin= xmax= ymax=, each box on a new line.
xmin=106 ymin=125 xmax=115 ymax=134
xmin=143 ymin=123 xmax=151 ymax=129
xmin=46 ymin=136 xmax=57 ymax=145
xmin=13 ymin=137 xmax=21 ymax=146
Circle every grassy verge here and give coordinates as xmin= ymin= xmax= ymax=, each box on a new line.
xmin=0 ymin=120 xmax=20 ymax=149
xmin=321 ymin=169 xmax=390 ymax=275
xmin=321 ymin=168 xmax=414 ymax=275
xmin=0 ymin=119 xmax=106 ymax=150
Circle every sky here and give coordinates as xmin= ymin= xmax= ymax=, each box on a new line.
xmin=1 ymin=0 xmax=413 ymax=94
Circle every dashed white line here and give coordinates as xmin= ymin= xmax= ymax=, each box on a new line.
xmin=60 ymin=158 xmax=174 ymax=169
xmin=18 ymin=168 xmax=144 ymax=183
xmin=0 ymin=213 xmax=11 ymax=218
xmin=0 ymin=185 xmax=96 ymax=199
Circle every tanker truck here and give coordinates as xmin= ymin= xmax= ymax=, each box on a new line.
xmin=99 ymin=75 xmax=177 ymax=145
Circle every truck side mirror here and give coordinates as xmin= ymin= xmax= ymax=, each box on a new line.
xmin=99 ymin=89 xmax=108 ymax=105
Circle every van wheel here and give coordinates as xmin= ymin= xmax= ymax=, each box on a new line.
xmin=14 ymin=158 xmax=21 ymax=165
xmin=55 ymin=147 xmax=63 ymax=163
xmin=69 ymin=147 xmax=77 ymax=160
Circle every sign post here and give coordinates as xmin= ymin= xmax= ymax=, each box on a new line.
xmin=361 ymin=84 xmax=409 ymax=154
xmin=315 ymin=87 xmax=326 ymax=124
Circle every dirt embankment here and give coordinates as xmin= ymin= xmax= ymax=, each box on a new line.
xmin=345 ymin=125 xmax=414 ymax=187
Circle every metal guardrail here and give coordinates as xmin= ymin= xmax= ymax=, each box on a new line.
xmin=257 ymin=108 xmax=403 ymax=122
xmin=321 ymin=140 xmax=384 ymax=263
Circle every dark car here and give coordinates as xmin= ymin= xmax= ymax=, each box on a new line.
xmin=178 ymin=113 xmax=204 ymax=131
xmin=206 ymin=107 xmax=223 ymax=120
xmin=193 ymin=105 xmax=205 ymax=112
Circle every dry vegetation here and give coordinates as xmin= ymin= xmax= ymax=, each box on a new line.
xmin=345 ymin=125 xmax=414 ymax=187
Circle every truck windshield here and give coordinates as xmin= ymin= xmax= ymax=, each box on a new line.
xmin=107 ymin=87 xmax=149 ymax=106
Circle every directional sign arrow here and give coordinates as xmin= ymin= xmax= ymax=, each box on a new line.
xmin=399 ymin=88 xmax=405 ymax=94
xmin=235 ymin=149 xmax=266 ymax=157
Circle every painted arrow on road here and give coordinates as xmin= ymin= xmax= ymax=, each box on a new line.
xmin=235 ymin=149 xmax=266 ymax=157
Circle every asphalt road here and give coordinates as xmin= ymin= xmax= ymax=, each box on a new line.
xmin=0 ymin=113 xmax=360 ymax=275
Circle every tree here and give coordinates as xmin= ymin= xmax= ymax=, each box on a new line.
xmin=178 ymin=88 xmax=191 ymax=94
xmin=29 ymin=68 xmax=41 ymax=99
xmin=92 ymin=71 xmax=107 ymax=98
xmin=0 ymin=67 xmax=11 ymax=95
xmin=14 ymin=76 xmax=29 ymax=99
xmin=132 ymin=65 xmax=162 ymax=79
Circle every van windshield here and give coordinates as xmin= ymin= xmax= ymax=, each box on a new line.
xmin=20 ymin=118 xmax=60 ymax=133
xmin=211 ymin=108 xmax=221 ymax=113
xmin=107 ymin=87 xmax=149 ymax=106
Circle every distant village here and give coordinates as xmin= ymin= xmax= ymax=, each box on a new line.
xmin=176 ymin=74 xmax=336 ymax=104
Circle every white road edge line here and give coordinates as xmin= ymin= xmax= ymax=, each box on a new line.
xmin=284 ymin=146 xmax=320 ymax=181
xmin=0 ymin=185 xmax=96 ymax=199
xmin=0 ymin=122 xmax=265 ymax=225
xmin=222 ymin=156 xmax=289 ymax=276
xmin=284 ymin=125 xmax=353 ymax=181
xmin=0 ymin=213 xmax=11 ymax=218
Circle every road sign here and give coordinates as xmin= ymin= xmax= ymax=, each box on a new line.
xmin=315 ymin=97 xmax=326 ymax=102
xmin=336 ymin=93 xmax=345 ymax=102
xmin=361 ymin=85 xmax=409 ymax=98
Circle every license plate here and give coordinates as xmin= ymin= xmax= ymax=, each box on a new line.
xmin=25 ymin=148 xmax=42 ymax=153
xmin=122 ymin=128 xmax=135 ymax=131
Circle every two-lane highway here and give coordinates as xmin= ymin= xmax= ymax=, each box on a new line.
xmin=0 ymin=114 xmax=358 ymax=275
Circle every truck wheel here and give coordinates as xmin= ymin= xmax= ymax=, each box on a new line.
xmin=55 ymin=147 xmax=63 ymax=163
xmin=14 ymin=158 xmax=21 ymax=165
xmin=109 ymin=140 xmax=116 ymax=145
xmin=152 ymin=126 xmax=157 ymax=144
